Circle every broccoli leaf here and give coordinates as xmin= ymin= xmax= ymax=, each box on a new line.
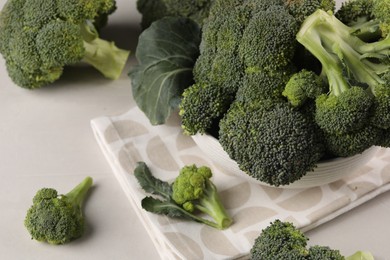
xmin=129 ymin=17 xmax=201 ymax=125
xmin=134 ymin=162 xmax=172 ymax=199
xmin=141 ymin=196 xmax=190 ymax=218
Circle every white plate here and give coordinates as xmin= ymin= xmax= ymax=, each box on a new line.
xmin=192 ymin=133 xmax=380 ymax=189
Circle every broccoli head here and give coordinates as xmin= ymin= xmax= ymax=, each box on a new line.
xmin=284 ymin=0 xmax=335 ymax=25
xmin=136 ymin=0 xmax=213 ymax=29
xmin=0 ymin=0 xmax=129 ymax=89
xmin=372 ymin=0 xmax=390 ymax=38
xmin=282 ymin=69 xmax=326 ymax=107
xmin=250 ymin=220 xmax=309 ymax=259
xmin=250 ymin=220 xmax=345 ymax=260
xmin=171 ymin=164 xmax=233 ymax=229
xmin=219 ymin=100 xmax=325 ymax=186
xmin=24 ymin=177 xmax=93 ymax=245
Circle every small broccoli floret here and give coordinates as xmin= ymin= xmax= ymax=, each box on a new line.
xmin=134 ymin=162 xmax=233 ymax=230
xmin=283 ymin=69 xmax=325 ymax=107
xmin=24 ymin=177 xmax=93 ymax=245
xmin=250 ymin=220 xmax=346 ymax=260
xmin=136 ymin=0 xmax=213 ymax=29
xmin=219 ymin=101 xmax=325 ymax=186
xmin=285 ymin=0 xmax=335 ymax=25
xmin=308 ymin=245 xmax=344 ymax=260
xmin=171 ymin=165 xmax=233 ymax=229
xmin=315 ymin=87 xmax=373 ymax=134
xmin=0 ymin=0 xmax=129 ymax=89
xmin=370 ymin=72 xmax=390 ymax=129
xmin=250 ymin=220 xmax=309 ymax=260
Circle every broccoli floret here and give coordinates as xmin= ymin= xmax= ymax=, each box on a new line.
xmin=171 ymin=165 xmax=233 ymax=229
xmin=297 ymin=10 xmax=389 ymax=135
xmin=308 ymin=245 xmax=344 ymax=260
xmin=250 ymin=220 xmax=309 ymax=259
xmin=370 ymin=72 xmax=390 ymax=129
xmin=24 ymin=177 xmax=93 ymax=245
xmin=219 ymin=100 xmax=325 ymax=186
xmin=324 ymin=125 xmax=382 ymax=157
xmin=0 ymin=0 xmax=129 ymax=89
xmin=250 ymin=220 xmax=346 ymax=260
xmin=134 ymin=162 xmax=233 ymax=230
xmin=283 ymin=69 xmax=326 ymax=107
xmin=285 ymin=0 xmax=335 ymax=25
xmin=136 ymin=0 xmax=213 ymax=29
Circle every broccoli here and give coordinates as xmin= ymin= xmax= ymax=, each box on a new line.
xmin=179 ymin=1 xmax=300 ymax=135
xmin=24 ymin=177 xmax=93 ymax=245
xmin=219 ymin=101 xmax=325 ymax=186
xmin=284 ymin=0 xmax=335 ymax=25
xmin=282 ymin=69 xmax=326 ymax=107
xmin=0 ymin=0 xmax=130 ymax=89
xmin=134 ymin=162 xmax=233 ymax=230
xmin=136 ymin=0 xmax=213 ymax=29
xmin=296 ymin=9 xmax=390 ymax=155
xmin=250 ymin=220 xmax=345 ymax=260
xmin=372 ymin=0 xmax=390 ymax=38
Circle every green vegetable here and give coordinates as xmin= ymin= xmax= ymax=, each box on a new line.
xmin=24 ymin=177 xmax=93 ymax=245
xmin=250 ymin=220 xmax=373 ymax=260
xmin=296 ymin=9 xmax=389 ymax=156
xmin=136 ymin=0 xmax=213 ymax=29
xmin=219 ymin=101 xmax=325 ymax=186
xmin=134 ymin=162 xmax=233 ymax=230
xmin=129 ymin=17 xmax=201 ymax=125
xmin=0 ymin=0 xmax=130 ymax=89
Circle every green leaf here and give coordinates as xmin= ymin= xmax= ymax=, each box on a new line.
xmin=346 ymin=251 xmax=375 ymax=260
xmin=134 ymin=162 xmax=172 ymax=199
xmin=141 ymin=196 xmax=190 ymax=218
xmin=129 ymin=17 xmax=201 ymax=125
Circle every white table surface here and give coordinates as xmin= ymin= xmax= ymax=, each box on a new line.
xmin=1 ymin=0 xmax=390 ymax=259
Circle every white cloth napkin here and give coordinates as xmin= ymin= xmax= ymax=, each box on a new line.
xmin=91 ymin=107 xmax=390 ymax=260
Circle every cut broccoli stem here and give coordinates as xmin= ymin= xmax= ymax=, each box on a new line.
xmin=81 ymin=21 xmax=130 ymax=80
xmin=195 ymin=181 xmax=233 ymax=229
xmin=65 ymin=176 xmax=93 ymax=208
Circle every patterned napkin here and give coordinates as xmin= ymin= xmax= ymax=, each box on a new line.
xmin=91 ymin=107 xmax=390 ymax=260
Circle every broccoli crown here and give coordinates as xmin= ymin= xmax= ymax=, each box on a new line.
xmin=0 ymin=0 xmax=129 ymax=89
xmin=250 ymin=220 xmax=346 ymax=260
xmin=250 ymin=220 xmax=309 ymax=260
xmin=24 ymin=177 xmax=93 ymax=244
xmin=283 ymin=69 xmax=326 ymax=107
xmin=180 ymin=0 xmax=301 ymax=135
xmin=136 ymin=0 xmax=213 ymax=29
xmin=219 ymin=101 xmax=325 ymax=186
xmin=315 ymin=87 xmax=373 ymax=134
xmin=285 ymin=0 xmax=335 ymax=25
xmin=171 ymin=164 xmax=233 ymax=229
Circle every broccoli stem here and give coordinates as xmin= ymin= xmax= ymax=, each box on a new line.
xmin=81 ymin=21 xmax=130 ymax=80
xmin=296 ymin=9 xmax=387 ymax=95
xmin=65 ymin=177 xmax=93 ymax=208
xmin=195 ymin=181 xmax=233 ymax=229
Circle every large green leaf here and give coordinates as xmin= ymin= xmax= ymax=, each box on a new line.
xmin=129 ymin=17 xmax=201 ymax=125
